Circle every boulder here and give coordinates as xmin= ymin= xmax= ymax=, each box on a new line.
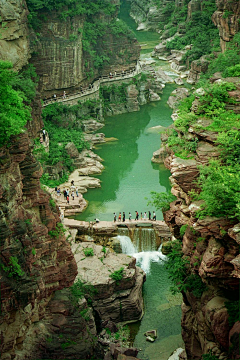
xmin=65 ymin=142 xmax=79 ymax=158
xmin=155 ymin=68 xmax=174 ymax=83
xmin=82 ymin=119 xmax=104 ymax=133
xmin=174 ymin=77 xmax=184 ymax=86
xmin=167 ymin=88 xmax=189 ymax=109
xmin=149 ymin=89 xmax=161 ymax=102
xmin=72 ymin=243 xmax=146 ymax=323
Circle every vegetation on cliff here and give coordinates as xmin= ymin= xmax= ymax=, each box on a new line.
xmin=165 ymin=0 xmax=219 ymax=62
xmin=0 ymin=61 xmax=38 ymax=147
xmin=35 ymin=101 xmax=96 ymax=186
xmin=26 ymin=0 xmax=135 ymax=78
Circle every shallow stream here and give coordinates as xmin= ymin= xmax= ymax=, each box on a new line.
xmin=76 ymin=2 xmax=183 ymax=358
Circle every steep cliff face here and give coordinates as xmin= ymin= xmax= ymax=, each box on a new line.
xmin=212 ymin=0 xmax=240 ymax=52
xmin=29 ymin=0 xmax=140 ymax=97
xmin=0 ymin=129 xmax=78 ymax=359
xmin=159 ymin=83 xmax=240 ymax=359
xmin=0 ymin=0 xmax=31 ymax=70
xmin=128 ymin=0 xmax=177 ymax=31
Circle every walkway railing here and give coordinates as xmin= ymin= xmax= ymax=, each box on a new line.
xmin=43 ymin=61 xmax=142 ymax=107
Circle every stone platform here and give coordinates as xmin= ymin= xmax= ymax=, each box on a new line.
xmin=64 ymin=218 xmax=172 ymax=244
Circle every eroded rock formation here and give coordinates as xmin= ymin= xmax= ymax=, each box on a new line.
xmin=0 ymin=131 xmax=78 ymax=359
xmin=154 ymin=79 xmax=240 ymax=359
xmin=0 ymin=0 xmax=31 ymax=70
xmin=212 ymin=0 xmax=240 ymax=52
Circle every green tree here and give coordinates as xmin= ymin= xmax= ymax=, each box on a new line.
xmin=0 ymin=61 xmax=31 ymax=147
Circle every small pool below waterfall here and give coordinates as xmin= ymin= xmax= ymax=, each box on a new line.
xmin=117 ymin=232 xmax=184 ymax=360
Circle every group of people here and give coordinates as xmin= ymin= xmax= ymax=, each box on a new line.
xmin=113 ymin=210 xmax=156 ymax=222
xmin=54 ymin=180 xmax=79 ymax=204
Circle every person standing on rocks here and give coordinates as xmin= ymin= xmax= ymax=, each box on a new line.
xmin=140 ymin=212 xmax=142 ymax=220
xmin=123 ymin=212 xmax=125 ymax=222
xmin=144 ymin=212 xmax=147 ymax=220
xmin=149 ymin=211 xmax=151 ymax=220
xmin=71 ymin=191 xmax=75 ymax=200
xmin=113 ymin=213 xmax=117 ymax=222
xmin=67 ymin=195 xmax=69 ymax=204
xmin=153 ymin=211 xmax=156 ymax=221
xmin=129 ymin=212 xmax=132 ymax=221
xmin=118 ymin=212 xmax=121 ymax=221
xmin=76 ymin=188 xmax=79 ymax=197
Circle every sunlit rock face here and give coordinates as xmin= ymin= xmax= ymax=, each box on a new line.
xmin=212 ymin=0 xmax=240 ymax=51
xmin=0 ymin=0 xmax=31 ymax=70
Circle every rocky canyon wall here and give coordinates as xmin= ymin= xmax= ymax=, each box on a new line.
xmin=212 ymin=0 xmax=240 ymax=52
xmin=157 ymin=78 xmax=240 ymax=359
xmin=0 ymin=0 xmax=30 ymax=70
xmin=0 ymin=1 xmax=143 ymax=358
xmin=0 ymin=129 xmax=78 ymax=359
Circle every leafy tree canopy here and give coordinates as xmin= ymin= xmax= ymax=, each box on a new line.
xmin=0 ymin=61 xmax=31 ymax=147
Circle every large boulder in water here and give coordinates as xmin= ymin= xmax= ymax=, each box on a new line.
xmin=72 ymin=242 xmax=146 ymax=323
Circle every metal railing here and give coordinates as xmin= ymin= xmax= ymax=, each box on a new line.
xmin=43 ymin=61 xmax=142 ymax=107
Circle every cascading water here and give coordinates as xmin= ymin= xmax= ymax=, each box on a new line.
xmin=117 ymin=228 xmax=167 ymax=274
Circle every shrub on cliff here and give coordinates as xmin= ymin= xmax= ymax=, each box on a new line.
xmin=165 ymin=1 xmax=219 ymax=63
xmin=196 ymin=161 xmax=240 ymax=220
xmin=166 ymin=240 xmax=207 ymax=297
xmin=0 ymin=61 xmax=31 ymax=147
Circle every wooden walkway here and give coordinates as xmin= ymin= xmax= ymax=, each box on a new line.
xmin=43 ymin=61 xmax=142 ymax=107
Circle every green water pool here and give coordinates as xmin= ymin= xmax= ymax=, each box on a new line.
xmin=75 ymin=84 xmax=174 ymax=222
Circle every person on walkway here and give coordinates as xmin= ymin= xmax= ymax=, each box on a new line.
xmin=129 ymin=212 xmax=132 ymax=221
xmin=66 ymin=189 xmax=69 ymax=197
xmin=123 ymin=212 xmax=125 ymax=222
xmin=144 ymin=212 xmax=147 ymax=220
xmin=149 ymin=211 xmax=151 ymax=220
xmin=71 ymin=180 xmax=74 ymax=186
xmin=118 ymin=212 xmax=121 ymax=221
xmin=140 ymin=212 xmax=142 ymax=220
xmin=76 ymin=188 xmax=79 ymax=197
xmin=57 ymin=188 xmax=60 ymax=197
xmin=63 ymin=189 xmax=67 ymax=200
xmin=135 ymin=211 xmax=139 ymax=220
xmin=71 ymin=191 xmax=75 ymax=200
xmin=67 ymin=195 xmax=69 ymax=204
xmin=114 ymin=213 xmax=117 ymax=222
xmin=153 ymin=211 xmax=156 ymax=221
xmin=42 ymin=128 xmax=46 ymax=142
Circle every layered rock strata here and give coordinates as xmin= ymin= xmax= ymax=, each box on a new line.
xmin=154 ymin=83 xmax=240 ymax=359
xmin=212 ymin=0 xmax=240 ymax=52
xmin=0 ymin=131 xmax=78 ymax=359
xmin=0 ymin=0 xmax=30 ymax=70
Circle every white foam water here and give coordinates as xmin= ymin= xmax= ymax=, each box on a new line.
xmin=117 ymin=234 xmax=167 ymax=274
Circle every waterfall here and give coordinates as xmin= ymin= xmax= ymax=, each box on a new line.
xmin=133 ymin=228 xmax=157 ymax=252
xmin=117 ymin=235 xmax=137 ymax=255
xmin=117 ymin=228 xmax=167 ymax=274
